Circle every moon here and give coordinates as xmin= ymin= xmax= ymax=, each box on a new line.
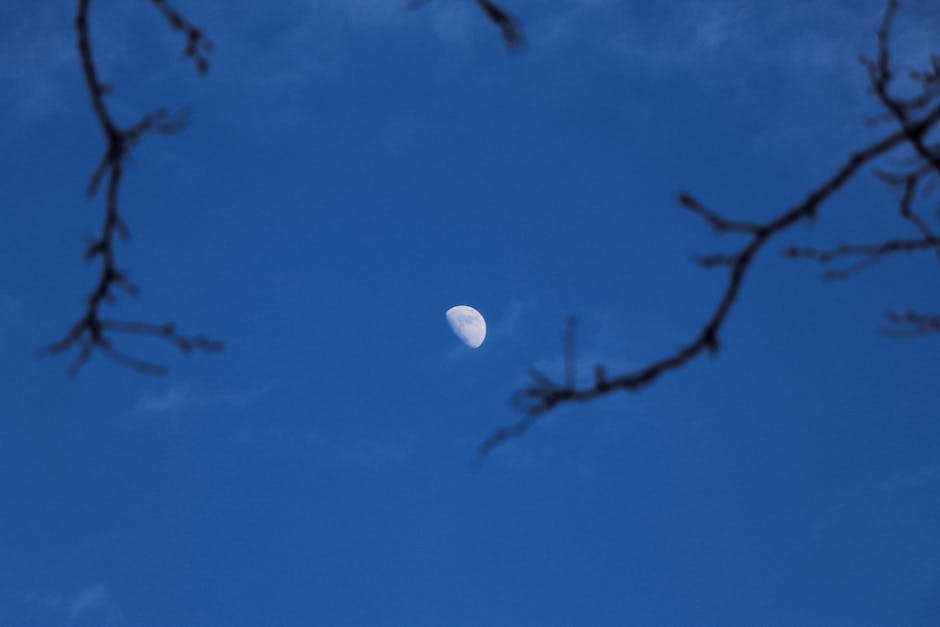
xmin=446 ymin=305 xmax=486 ymax=348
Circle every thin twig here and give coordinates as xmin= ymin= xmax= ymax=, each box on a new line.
xmin=480 ymin=102 xmax=940 ymax=460
xmin=408 ymin=0 xmax=524 ymax=49
xmin=783 ymin=236 xmax=939 ymax=279
xmin=478 ymin=0 xmax=940 ymax=460
xmin=42 ymin=0 xmax=220 ymax=376
xmin=881 ymin=310 xmax=940 ymax=336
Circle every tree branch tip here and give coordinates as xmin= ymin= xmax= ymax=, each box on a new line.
xmin=677 ymin=191 xmax=698 ymax=208
xmin=704 ymin=335 xmax=720 ymax=354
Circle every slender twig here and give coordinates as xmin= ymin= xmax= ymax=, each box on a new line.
xmin=862 ymin=0 xmax=940 ymax=174
xmin=408 ymin=0 xmax=524 ymax=49
xmin=783 ymin=236 xmax=939 ymax=279
xmin=678 ymin=192 xmax=765 ymax=235
xmin=478 ymin=0 xmax=940 ymax=459
xmin=42 ymin=0 xmax=220 ymax=376
xmin=480 ymin=86 xmax=940 ymax=459
xmin=476 ymin=0 xmax=524 ymax=49
xmin=149 ymin=0 xmax=213 ymax=73
xmin=881 ymin=310 xmax=940 ymax=336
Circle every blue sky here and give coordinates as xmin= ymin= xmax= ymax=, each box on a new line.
xmin=2 ymin=0 xmax=940 ymax=625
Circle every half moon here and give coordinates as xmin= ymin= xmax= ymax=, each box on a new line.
xmin=446 ymin=305 xmax=486 ymax=348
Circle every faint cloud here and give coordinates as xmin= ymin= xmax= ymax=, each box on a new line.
xmin=533 ymin=0 xmax=890 ymax=83
xmin=308 ymin=430 xmax=411 ymax=468
xmin=228 ymin=0 xmax=530 ymax=107
xmin=240 ymin=3 xmax=348 ymax=88
xmin=496 ymin=297 xmax=535 ymax=335
xmin=666 ymin=1 xmax=749 ymax=57
xmin=813 ymin=462 xmax=940 ymax=544
xmin=236 ymin=0 xmax=484 ymax=91
xmin=230 ymin=425 xmax=412 ymax=470
xmin=608 ymin=1 xmax=798 ymax=71
xmin=485 ymin=297 xmax=536 ymax=345
xmin=22 ymin=583 xmax=122 ymax=626
xmin=0 ymin=4 xmax=80 ymax=125
xmin=67 ymin=585 xmax=115 ymax=624
xmin=135 ymin=383 xmax=193 ymax=414
xmin=877 ymin=464 xmax=938 ymax=495
xmin=134 ymin=381 xmax=274 ymax=415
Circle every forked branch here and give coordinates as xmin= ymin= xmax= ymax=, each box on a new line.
xmin=478 ymin=1 xmax=940 ymax=460
xmin=42 ymin=0 xmax=221 ymax=376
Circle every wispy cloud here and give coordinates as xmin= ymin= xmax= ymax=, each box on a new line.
xmin=0 ymin=4 xmax=79 ymax=125
xmin=526 ymin=0 xmax=912 ymax=82
xmin=134 ymin=381 xmax=274 ymax=415
xmin=608 ymin=1 xmax=751 ymax=68
xmin=22 ymin=583 xmax=122 ymax=626
xmin=813 ymin=461 xmax=940 ymax=542
xmin=494 ymin=297 xmax=536 ymax=337
xmin=230 ymin=0 xmax=486 ymax=89
xmin=308 ymin=430 xmax=411 ymax=468
xmin=877 ymin=464 xmax=938 ymax=495
xmin=67 ymin=585 xmax=115 ymax=624
xmin=230 ymin=425 xmax=413 ymax=470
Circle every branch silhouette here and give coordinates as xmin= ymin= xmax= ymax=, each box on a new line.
xmin=881 ymin=310 xmax=940 ymax=337
xmin=46 ymin=0 xmax=521 ymax=378
xmin=782 ymin=235 xmax=939 ymax=280
xmin=479 ymin=0 xmax=940 ymax=460
xmin=476 ymin=0 xmax=525 ymax=49
xmin=408 ymin=0 xmax=525 ymax=49
xmin=41 ymin=0 xmax=221 ymax=376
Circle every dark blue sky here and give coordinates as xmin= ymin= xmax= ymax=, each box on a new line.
xmin=2 ymin=1 xmax=939 ymax=625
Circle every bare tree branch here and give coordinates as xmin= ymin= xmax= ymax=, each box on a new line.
xmin=478 ymin=1 xmax=940 ymax=460
xmin=881 ymin=310 xmax=940 ymax=337
xmin=476 ymin=0 xmax=524 ymax=49
xmin=783 ymin=236 xmax=939 ymax=279
xmin=149 ymin=0 xmax=213 ymax=73
xmin=42 ymin=0 xmax=221 ymax=376
xmin=408 ymin=0 xmax=525 ymax=50
xmin=678 ymin=192 xmax=765 ymax=235
xmin=862 ymin=0 xmax=940 ymax=174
